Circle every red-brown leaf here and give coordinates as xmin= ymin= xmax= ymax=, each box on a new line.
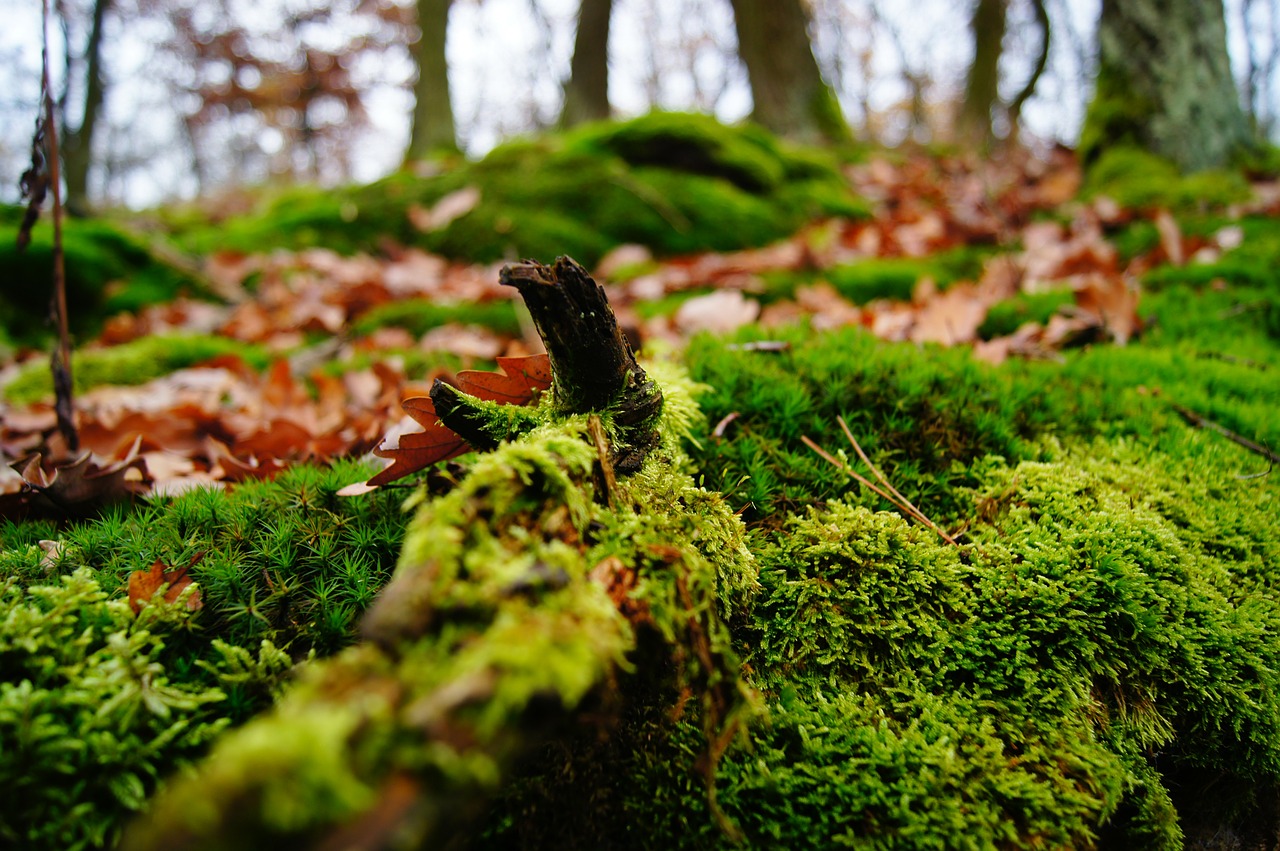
xmin=454 ymin=354 xmax=552 ymax=405
xmin=346 ymin=354 xmax=553 ymax=492
xmin=127 ymin=553 xmax=205 ymax=615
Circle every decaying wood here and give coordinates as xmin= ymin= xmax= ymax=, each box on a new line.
xmin=501 ymin=256 xmax=663 ymax=472
xmin=122 ymin=258 xmax=748 ymax=851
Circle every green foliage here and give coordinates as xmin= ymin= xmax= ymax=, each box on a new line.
xmin=685 ymin=293 xmax=1280 ymax=526
xmin=684 ymin=326 xmax=1058 ymax=524
xmin=0 ymin=569 xmax=227 ymax=851
xmin=821 ymin=249 xmax=990 ymax=305
xmin=569 ymin=433 xmax=1279 ymax=848
xmin=170 ymin=113 xmax=867 ymax=266
xmin=0 ymin=460 xmax=412 ymax=847
xmin=977 ymin=289 xmax=1075 ymax=339
xmin=3 ymin=333 xmax=272 ymax=405
xmin=0 ymin=210 xmax=206 ymax=347
xmin=1083 ymin=147 xmax=1250 ymax=211
xmin=349 ymin=297 xmax=522 ymax=338
xmin=122 ymin=364 xmax=758 ymax=850
xmin=2 ymin=461 xmax=406 ymax=661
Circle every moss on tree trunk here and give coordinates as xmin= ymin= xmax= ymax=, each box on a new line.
xmin=1081 ymin=0 xmax=1253 ymax=171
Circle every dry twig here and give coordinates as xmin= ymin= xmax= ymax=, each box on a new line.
xmin=802 ymin=421 xmax=958 ymax=546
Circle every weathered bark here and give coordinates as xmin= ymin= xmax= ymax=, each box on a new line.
xmin=1081 ymin=0 xmax=1254 ymax=170
xmin=958 ymin=0 xmax=1008 ymax=147
xmin=61 ymin=0 xmax=111 ymax=217
xmin=559 ymin=0 xmax=613 ymax=128
xmin=727 ymin=0 xmax=849 ymax=145
xmin=405 ymin=0 xmax=457 ymax=161
xmin=500 ymin=257 xmax=663 ymax=473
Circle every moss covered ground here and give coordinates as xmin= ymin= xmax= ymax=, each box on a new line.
xmin=2 ymin=116 xmax=1280 ymax=848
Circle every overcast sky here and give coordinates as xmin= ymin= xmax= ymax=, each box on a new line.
xmin=0 ymin=0 xmax=1273 ymax=209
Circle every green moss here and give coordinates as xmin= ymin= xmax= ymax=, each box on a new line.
xmin=0 ymin=214 xmax=207 ymax=347
xmin=0 ymin=568 xmax=287 ymax=851
xmin=978 ymin=289 xmax=1075 ymax=339
xmin=2 ymin=461 xmax=407 ymax=660
xmin=349 ymin=298 xmax=523 ymax=339
xmin=3 ymin=334 xmax=273 ymax=405
xmin=122 ymin=361 xmax=757 ymax=850
xmin=1083 ymin=147 xmax=1251 ymax=211
xmin=171 ymin=114 xmax=867 ymax=266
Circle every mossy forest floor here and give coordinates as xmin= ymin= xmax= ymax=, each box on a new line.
xmin=2 ymin=114 xmax=1280 ymax=849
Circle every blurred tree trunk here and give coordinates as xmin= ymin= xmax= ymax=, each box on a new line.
xmin=958 ymin=0 xmax=1007 ymax=147
xmin=727 ymin=0 xmax=849 ymax=145
xmin=1081 ymin=0 xmax=1253 ymax=171
xmin=560 ymin=0 xmax=612 ymax=127
xmin=62 ymin=0 xmax=111 ymax=217
xmin=1003 ymin=0 xmax=1049 ymax=144
xmin=406 ymin=0 xmax=457 ymax=160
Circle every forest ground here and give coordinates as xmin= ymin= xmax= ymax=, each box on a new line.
xmin=2 ymin=115 xmax=1279 ymax=849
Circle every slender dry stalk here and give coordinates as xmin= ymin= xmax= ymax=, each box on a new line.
xmin=40 ymin=0 xmax=78 ymax=452
xmin=802 ymin=425 xmax=958 ymax=547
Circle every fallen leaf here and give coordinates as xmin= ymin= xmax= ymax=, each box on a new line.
xmin=408 ymin=186 xmax=482 ymax=232
xmin=1074 ymin=273 xmax=1143 ymax=345
xmin=1154 ymin=209 xmax=1184 ymax=265
xmin=675 ymin=290 xmax=761 ymax=334
xmin=127 ymin=553 xmax=204 ymax=615
xmin=354 ymin=354 xmax=553 ymax=490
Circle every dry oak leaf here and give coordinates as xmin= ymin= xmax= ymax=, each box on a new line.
xmin=342 ymin=354 xmax=553 ymax=494
xmin=128 ymin=553 xmax=205 ymax=615
xmin=10 ymin=436 xmax=149 ymax=517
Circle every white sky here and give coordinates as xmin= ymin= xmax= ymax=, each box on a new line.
xmin=0 ymin=0 xmax=1274 ymax=208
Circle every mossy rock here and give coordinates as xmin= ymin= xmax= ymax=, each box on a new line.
xmin=172 ymin=114 xmax=868 ymax=266
xmin=0 ymin=209 xmax=206 ymax=347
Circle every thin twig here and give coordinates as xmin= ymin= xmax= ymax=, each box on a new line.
xmin=801 ymin=435 xmax=901 ymax=507
xmin=837 ymin=417 xmax=959 ymax=546
xmin=588 ymin=414 xmax=617 ymax=509
xmin=801 ymin=433 xmax=958 ymax=547
xmin=40 ymin=0 xmax=77 ymax=453
xmin=1169 ymin=401 xmax=1280 ymax=465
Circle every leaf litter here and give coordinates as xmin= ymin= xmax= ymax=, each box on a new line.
xmin=2 ymin=145 xmax=1264 ymax=514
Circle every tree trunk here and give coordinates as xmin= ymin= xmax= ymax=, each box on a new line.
xmin=958 ymin=0 xmax=1008 ymax=147
xmin=1004 ymin=0 xmax=1049 ymax=144
xmin=727 ymin=0 xmax=849 ymax=145
xmin=405 ymin=0 xmax=457 ymax=161
xmin=62 ymin=0 xmax=111 ymax=217
xmin=560 ymin=0 xmax=613 ymax=128
xmin=1081 ymin=0 xmax=1253 ymax=171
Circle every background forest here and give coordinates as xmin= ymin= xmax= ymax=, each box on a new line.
xmin=3 ymin=0 xmax=1280 ymax=210
xmin=4 ymin=1 xmax=1280 ymax=850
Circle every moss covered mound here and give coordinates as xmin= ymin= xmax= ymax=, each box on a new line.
xmin=2 ymin=334 xmax=273 ymax=405
xmin=171 ymin=113 xmax=866 ymax=266
xmin=0 ymin=208 xmax=205 ymax=348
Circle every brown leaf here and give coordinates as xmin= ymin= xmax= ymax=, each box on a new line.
xmin=408 ymin=186 xmax=481 ymax=232
xmin=1154 ymin=209 xmax=1184 ymax=266
xmin=10 ymin=437 xmax=149 ymax=517
xmin=1074 ymin=273 xmax=1143 ymax=345
xmin=674 ymin=290 xmax=761 ymax=334
xmin=353 ymin=354 xmax=552 ymax=491
xmin=127 ymin=553 xmax=205 ymax=615
xmin=454 ymin=354 xmax=553 ymax=405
